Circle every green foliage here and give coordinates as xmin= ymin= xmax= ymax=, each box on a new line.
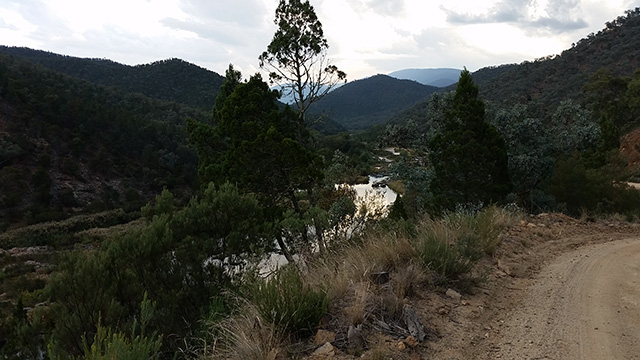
xmin=0 ymin=53 xmax=206 ymax=225
xmin=548 ymin=153 xmax=640 ymax=216
xmin=388 ymin=156 xmax=434 ymax=218
xmin=0 ymin=209 xmax=133 ymax=248
xmin=188 ymin=69 xmax=325 ymax=261
xmin=472 ymin=8 xmax=640 ymax=108
xmin=414 ymin=232 xmax=475 ymax=285
xmin=491 ymin=100 xmax=601 ymax=210
xmin=48 ymin=295 xmax=162 ymax=360
xmin=309 ymin=75 xmax=438 ymax=131
xmin=413 ymin=206 xmax=514 ymax=285
xmin=42 ymin=184 xmax=267 ymax=357
xmin=248 ymin=267 xmax=328 ymax=337
xmin=0 ymin=46 xmax=224 ymax=110
xmin=429 ymin=70 xmax=511 ymax=212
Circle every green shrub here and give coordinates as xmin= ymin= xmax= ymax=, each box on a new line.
xmin=414 ymin=230 xmax=475 ymax=284
xmin=413 ymin=206 xmax=516 ymax=284
xmin=549 ymin=153 xmax=640 ymax=216
xmin=249 ymin=267 xmax=328 ymax=337
xmin=0 ymin=209 xmax=133 ymax=248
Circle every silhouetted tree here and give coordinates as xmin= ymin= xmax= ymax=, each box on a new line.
xmin=429 ymin=69 xmax=511 ymax=212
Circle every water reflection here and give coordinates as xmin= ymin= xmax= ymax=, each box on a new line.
xmin=351 ymin=175 xmax=397 ymax=208
xmin=261 ymin=175 xmax=398 ymax=274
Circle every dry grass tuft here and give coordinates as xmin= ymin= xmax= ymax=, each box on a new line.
xmin=305 ymin=232 xmax=416 ymax=303
xmin=206 ymin=304 xmax=287 ymax=360
xmin=391 ymin=262 xmax=427 ymax=299
xmin=343 ymin=282 xmax=371 ymax=325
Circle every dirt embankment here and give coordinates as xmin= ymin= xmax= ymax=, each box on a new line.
xmin=428 ymin=214 xmax=640 ymax=360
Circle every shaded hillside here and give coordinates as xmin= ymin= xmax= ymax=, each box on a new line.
xmin=0 ymin=46 xmax=224 ymax=110
xmin=388 ymin=68 xmax=461 ymax=87
xmin=309 ymin=74 xmax=438 ymax=130
xmin=477 ymin=8 xmax=640 ymax=106
xmin=0 ymin=54 xmax=209 ymax=228
xmin=391 ymin=8 xmax=640 ymax=127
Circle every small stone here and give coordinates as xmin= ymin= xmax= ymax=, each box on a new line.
xmin=311 ymin=342 xmax=335 ymax=357
xmin=314 ymin=329 xmax=336 ymax=345
xmin=397 ymin=341 xmax=407 ymax=351
xmin=497 ymin=259 xmax=511 ymax=276
xmin=446 ymin=288 xmax=462 ymax=303
xmin=404 ymin=335 xmax=418 ymax=347
xmin=527 ymin=223 xmax=537 ymax=228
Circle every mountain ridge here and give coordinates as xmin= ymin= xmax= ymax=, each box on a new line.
xmin=0 ymin=46 xmax=225 ymax=110
xmin=388 ymin=68 xmax=462 ymax=87
xmin=308 ymin=74 xmax=439 ymax=131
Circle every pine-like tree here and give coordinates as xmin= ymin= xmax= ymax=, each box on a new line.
xmin=429 ymin=69 xmax=511 ymax=212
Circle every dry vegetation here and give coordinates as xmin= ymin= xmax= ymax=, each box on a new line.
xmin=202 ymin=206 xmax=520 ymax=359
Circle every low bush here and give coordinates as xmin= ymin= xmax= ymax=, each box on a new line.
xmin=549 ymin=153 xmax=640 ymax=216
xmin=0 ymin=209 xmax=135 ymax=248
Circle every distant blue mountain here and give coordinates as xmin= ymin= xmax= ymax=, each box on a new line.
xmin=388 ymin=68 xmax=462 ymax=87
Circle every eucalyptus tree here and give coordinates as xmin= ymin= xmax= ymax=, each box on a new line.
xmin=259 ymin=0 xmax=346 ymax=143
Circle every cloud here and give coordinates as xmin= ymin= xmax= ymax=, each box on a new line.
xmin=365 ymin=0 xmax=406 ymax=17
xmin=0 ymin=17 xmax=17 ymax=30
xmin=442 ymin=0 xmax=588 ymax=33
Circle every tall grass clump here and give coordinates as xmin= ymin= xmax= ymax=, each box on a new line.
xmin=413 ymin=206 xmax=518 ymax=284
xmin=248 ymin=267 xmax=328 ymax=337
xmin=305 ymin=226 xmax=416 ymax=301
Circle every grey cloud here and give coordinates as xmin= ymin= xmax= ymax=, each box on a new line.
xmin=443 ymin=0 xmax=589 ymax=33
xmin=161 ymin=1 xmax=273 ymax=51
xmin=174 ymin=0 xmax=267 ymax=27
xmin=366 ymin=0 xmax=405 ymax=17
xmin=442 ymin=0 xmax=529 ymax=24
xmin=160 ymin=17 xmax=249 ymax=46
xmin=343 ymin=0 xmax=405 ymax=17
xmin=531 ymin=17 xmax=587 ymax=31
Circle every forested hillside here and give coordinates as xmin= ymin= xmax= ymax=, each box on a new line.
xmin=477 ymin=8 xmax=640 ymax=106
xmin=0 ymin=54 xmax=209 ymax=228
xmin=391 ymin=8 xmax=640 ymax=127
xmin=308 ymin=74 xmax=438 ymax=130
xmin=0 ymin=46 xmax=225 ymax=110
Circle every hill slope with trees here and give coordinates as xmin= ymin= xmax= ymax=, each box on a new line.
xmin=0 ymin=53 xmax=209 ymax=228
xmin=0 ymin=46 xmax=225 ymax=110
xmin=390 ymin=8 xmax=640 ymax=128
xmin=309 ymin=74 xmax=439 ymax=130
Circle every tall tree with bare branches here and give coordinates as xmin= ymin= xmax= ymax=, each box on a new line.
xmin=259 ymin=0 xmax=346 ymax=143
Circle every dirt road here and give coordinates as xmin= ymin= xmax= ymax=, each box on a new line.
xmin=483 ymin=238 xmax=640 ymax=359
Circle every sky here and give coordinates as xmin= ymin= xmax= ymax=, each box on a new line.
xmin=0 ymin=0 xmax=636 ymax=80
